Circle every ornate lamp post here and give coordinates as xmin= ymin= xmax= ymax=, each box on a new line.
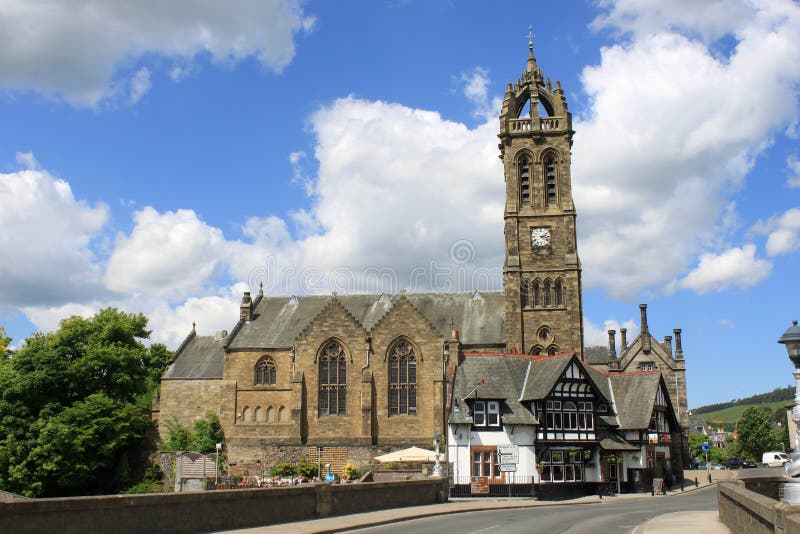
xmin=778 ymin=321 xmax=800 ymax=491
xmin=779 ymin=321 xmax=800 ymax=451
xmin=432 ymin=431 xmax=443 ymax=477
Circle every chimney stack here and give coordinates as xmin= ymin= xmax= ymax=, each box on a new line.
xmin=608 ymin=330 xmax=617 ymax=359
xmin=620 ymin=328 xmax=628 ymax=351
xmin=640 ymin=304 xmax=651 ymax=353
xmin=674 ymin=328 xmax=683 ymax=359
xmin=664 ymin=335 xmax=673 ymax=357
xmin=240 ymin=291 xmax=252 ymax=322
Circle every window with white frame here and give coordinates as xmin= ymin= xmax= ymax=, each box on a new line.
xmin=473 ymin=400 xmax=501 ymax=428
xmin=539 ymin=449 xmax=583 ymax=483
xmin=640 ymin=361 xmax=655 ymax=371
xmin=545 ymin=400 xmax=593 ymax=431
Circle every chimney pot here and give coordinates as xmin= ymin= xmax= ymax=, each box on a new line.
xmin=640 ymin=304 xmax=651 ymax=353
xmin=608 ymin=330 xmax=617 ymax=358
xmin=620 ymin=328 xmax=628 ymax=351
xmin=674 ymin=328 xmax=684 ymax=359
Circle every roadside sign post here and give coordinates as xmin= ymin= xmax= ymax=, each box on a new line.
xmin=498 ymin=445 xmax=519 ymax=497
xmin=702 ymin=441 xmax=709 ymax=467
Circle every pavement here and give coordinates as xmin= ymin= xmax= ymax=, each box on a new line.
xmin=222 ymin=480 xmax=730 ymax=533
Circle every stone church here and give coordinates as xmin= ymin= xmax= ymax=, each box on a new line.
xmin=155 ymin=43 xmax=689 ymax=494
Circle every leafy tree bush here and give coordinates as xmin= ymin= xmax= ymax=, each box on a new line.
xmin=269 ymin=462 xmax=298 ymax=477
xmin=736 ymin=406 xmax=782 ymax=460
xmin=161 ymin=413 xmax=223 ymax=454
xmin=0 ymin=309 xmax=172 ymax=497
xmin=343 ymin=462 xmax=359 ymax=479
xmin=297 ymin=458 xmax=319 ymax=478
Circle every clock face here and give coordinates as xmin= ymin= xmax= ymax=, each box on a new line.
xmin=531 ymin=227 xmax=551 ymax=247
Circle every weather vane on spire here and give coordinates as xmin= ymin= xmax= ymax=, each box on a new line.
xmin=527 ymin=25 xmax=534 ymax=49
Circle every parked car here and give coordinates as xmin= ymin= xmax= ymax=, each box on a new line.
xmin=763 ymin=452 xmax=789 ymax=467
xmin=697 ymin=462 xmax=725 ymax=470
xmin=726 ymin=457 xmax=756 ymax=469
xmin=742 ymin=458 xmax=757 ymax=468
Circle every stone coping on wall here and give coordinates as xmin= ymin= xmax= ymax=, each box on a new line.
xmin=718 ymin=479 xmax=800 ymax=534
xmin=0 ymin=479 xmax=446 ymax=534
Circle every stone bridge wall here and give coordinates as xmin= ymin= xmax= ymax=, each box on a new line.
xmin=0 ymin=479 xmax=446 ymax=534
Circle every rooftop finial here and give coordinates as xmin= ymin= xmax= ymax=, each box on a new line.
xmin=527 ymin=24 xmax=534 ymax=51
xmin=192 ymin=321 xmax=196 ymax=332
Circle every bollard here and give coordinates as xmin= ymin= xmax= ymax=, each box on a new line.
xmin=681 ymin=479 xmax=684 ymax=491
xmin=708 ymin=473 xmax=712 ymax=484
xmin=651 ymin=486 xmax=654 ymax=496
xmin=695 ymin=477 xmax=698 ymax=488
xmin=598 ymin=485 xmax=602 ymax=500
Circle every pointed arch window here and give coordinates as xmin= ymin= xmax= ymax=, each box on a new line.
xmin=544 ymin=280 xmax=552 ymax=307
xmin=255 ymin=356 xmax=277 ymax=385
xmin=544 ymin=155 xmax=557 ymax=206
xmin=389 ymin=340 xmax=417 ymax=415
xmin=533 ymin=281 xmax=541 ymax=307
xmin=521 ymin=279 xmax=530 ymax=308
xmin=319 ymin=341 xmax=347 ymax=416
xmin=555 ymin=279 xmax=564 ymax=306
xmin=519 ymin=156 xmax=531 ymax=205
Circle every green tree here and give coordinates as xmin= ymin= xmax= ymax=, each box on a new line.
xmin=736 ymin=406 xmax=782 ymax=461
xmin=0 ymin=308 xmax=170 ymax=497
xmin=161 ymin=413 xmax=223 ymax=454
xmin=0 ymin=326 xmax=10 ymax=356
xmin=269 ymin=462 xmax=298 ymax=477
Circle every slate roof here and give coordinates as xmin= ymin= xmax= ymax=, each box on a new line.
xmin=597 ymin=430 xmax=639 ymax=451
xmin=583 ymin=345 xmax=611 ymax=365
xmin=517 ymin=354 xmax=612 ymax=403
xmin=227 ymin=291 xmax=506 ymax=349
xmin=610 ymin=373 xmax=662 ymax=429
xmin=163 ymin=333 xmax=225 ymax=380
xmin=519 ymin=355 xmax=573 ymax=400
xmin=449 ymin=355 xmax=537 ymax=425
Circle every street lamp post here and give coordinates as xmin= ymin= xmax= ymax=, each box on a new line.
xmin=215 ymin=442 xmax=222 ymax=487
xmin=432 ymin=431 xmax=442 ymax=477
xmin=779 ymin=321 xmax=800 ymax=453
xmin=778 ymin=320 xmax=800 ymax=504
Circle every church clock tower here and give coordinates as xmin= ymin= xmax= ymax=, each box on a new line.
xmin=500 ymin=40 xmax=584 ymax=357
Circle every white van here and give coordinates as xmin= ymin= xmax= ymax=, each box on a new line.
xmin=762 ymin=452 xmax=789 ymax=467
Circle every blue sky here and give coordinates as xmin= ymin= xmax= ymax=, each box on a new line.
xmin=1 ymin=0 xmax=798 ymax=407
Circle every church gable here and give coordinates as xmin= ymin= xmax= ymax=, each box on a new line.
xmin=617 ymin=332 xmax=676 ymax=372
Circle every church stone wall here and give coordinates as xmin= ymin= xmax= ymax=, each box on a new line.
xmin=368 ymin=298 xmax=446 ymax=444
xmin=294 ymin=301 xmax=373 ymax=444
xmin=158 ymin=379 xmax=224 ymax=437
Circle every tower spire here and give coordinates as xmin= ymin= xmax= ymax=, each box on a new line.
xmin=526 ymin=25 xmax=538 ymax=74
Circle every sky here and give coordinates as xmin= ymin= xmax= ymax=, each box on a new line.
xmin=0 ymin=0 xmax=798 ymax=408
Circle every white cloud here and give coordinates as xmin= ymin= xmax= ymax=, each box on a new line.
xmin=788 ymin=155 xmax=800 ymax=188
xmin=21 ymin=285 xmax=243 ymax=347
xmin=143 ymin=285 xmax=244 ymax=346
xmin=226 ymin=96 xmax=505 ymax=295
xmin=592 ymin=0 xmax=754 ymax=41
xmin=584 ymin=317 xmax=639 ymax=347
xmin=129 ymin=67 xmax=151 ymax=104
xmin=673 ymin=244 xmax=772 ymax=294
xmin=765 ymin=208 xmax=800 ymax=256
xmin=0 ymin=0 xmax=314 ymax=106
xmin=458 ymin=67 xmax=499 ymax=121
xmin=104 ymin=207 xmax=226 ymax=300
xmin=0 ymin=154 xmax=109 ymax=306
xmin=574 ymin=0 xmax=800 ymax=299
xmin=717 ymin=319 xmax=735 ymax=328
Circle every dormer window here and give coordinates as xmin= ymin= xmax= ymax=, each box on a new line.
xmin=473 ymin=400 xmax=501 ymax=428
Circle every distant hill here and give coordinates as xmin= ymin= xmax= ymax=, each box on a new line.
xmin=691 ymin=386 xmax=793 ymax=432
xmin=692 ymin=386 xmax=793 ymax=415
